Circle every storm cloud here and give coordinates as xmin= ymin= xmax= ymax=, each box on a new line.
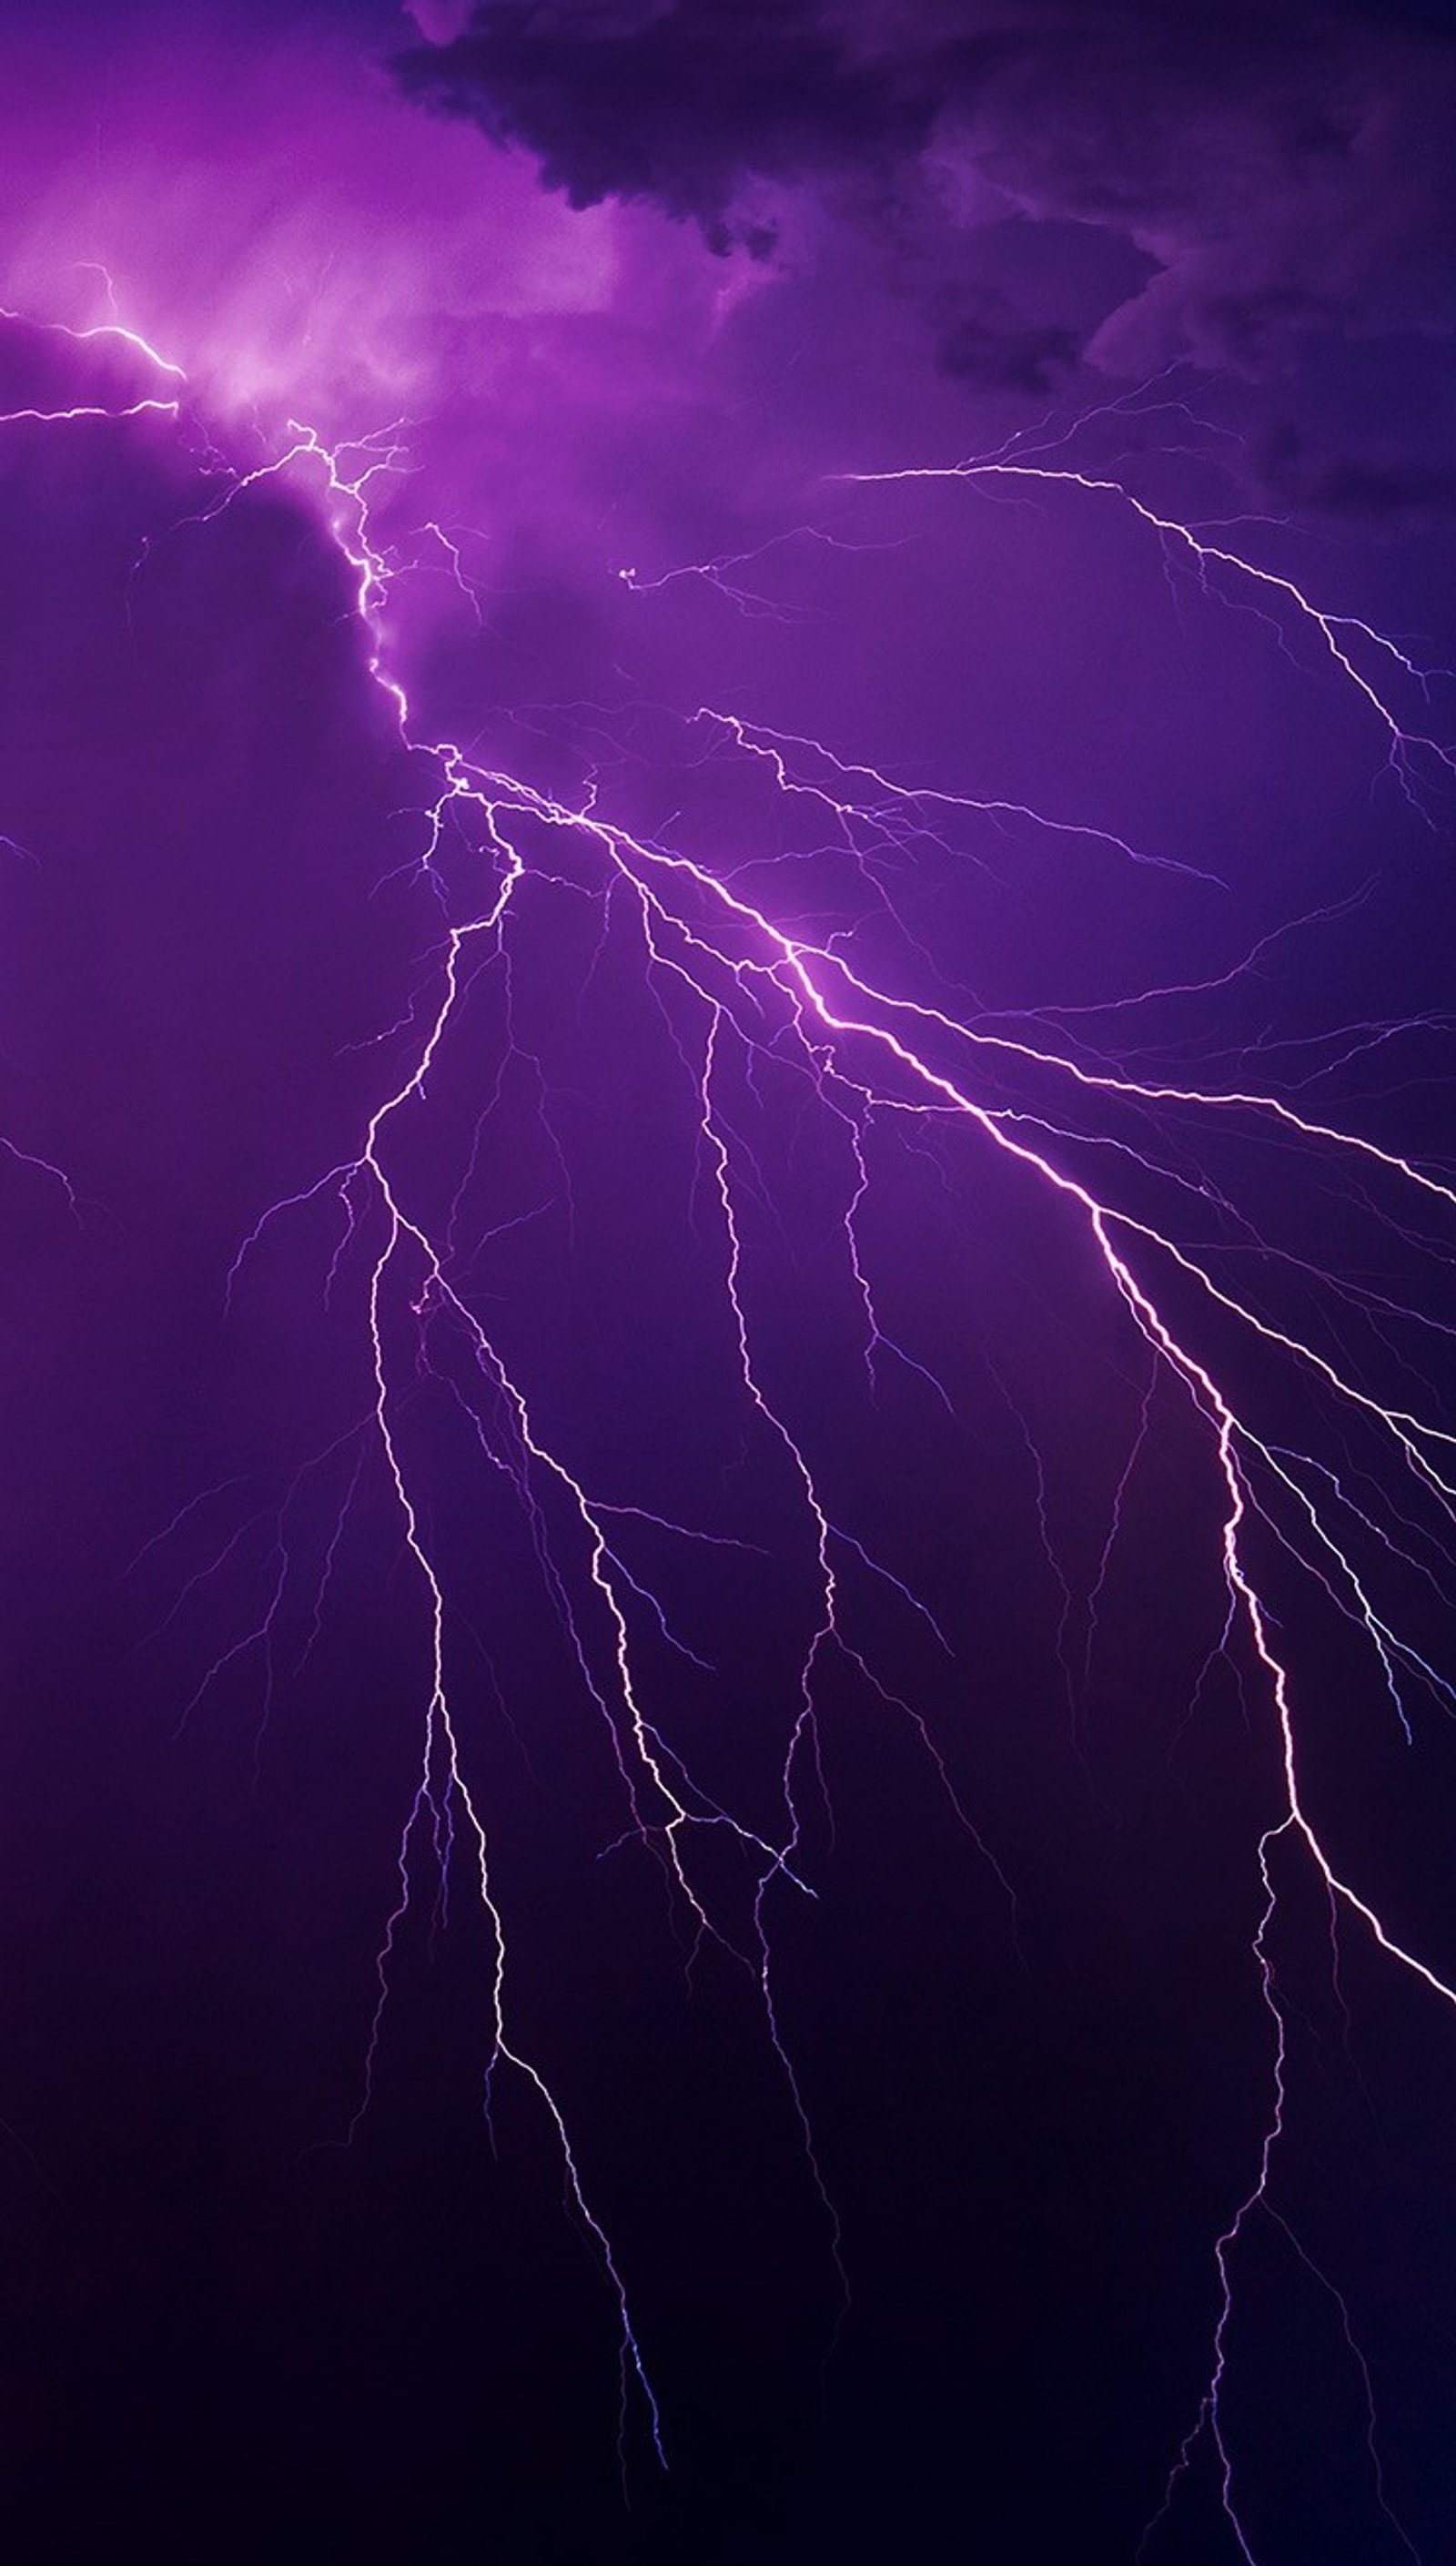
xmin=393 ymin=0 xmax=1456 ymax=372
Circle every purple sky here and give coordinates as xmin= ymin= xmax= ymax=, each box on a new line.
xmin=3 ymin=6 xmax=1456 ymax=2561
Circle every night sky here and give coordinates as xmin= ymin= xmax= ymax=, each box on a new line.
xmin=4 ymin=5 xmax=1456 ymax=2561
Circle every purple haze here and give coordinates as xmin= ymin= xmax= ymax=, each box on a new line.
xmin=3 ymin=5 xmax=1456 ymax=2561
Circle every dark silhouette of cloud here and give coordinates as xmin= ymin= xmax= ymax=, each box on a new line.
xmin=935 ymin=289 xmax=1079 ymax=394
xmin=392 ymin=0 xmax=954 ymax=227
xmin=393 ymin=2 xmax=1456 ymax=372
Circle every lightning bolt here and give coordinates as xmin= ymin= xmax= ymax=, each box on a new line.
xmin=10 ymin=290 xmax=1456 ymax=2554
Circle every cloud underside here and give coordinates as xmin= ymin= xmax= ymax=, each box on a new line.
xmin=392 ymin=0 xmax=1456 ymax=380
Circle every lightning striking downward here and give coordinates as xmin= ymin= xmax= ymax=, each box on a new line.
xmin=7 ymin=262 xmax=1456 ymax=2561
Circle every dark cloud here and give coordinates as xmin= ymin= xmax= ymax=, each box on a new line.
xmin=1256 ymin=417 xmax=1456 ymax=518
xmin=390 ymin=0 xmax=956 ymax=229
xmin=393 ymin=2 xmax=1456 ymax=371
xmin=935 ymin=288 xmax=1079 ymax=394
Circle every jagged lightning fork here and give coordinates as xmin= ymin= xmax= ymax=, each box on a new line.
xmin=26 ymin=286 xmax=1456 ymax=2548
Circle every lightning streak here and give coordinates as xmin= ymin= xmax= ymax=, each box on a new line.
xmin=13 ymin=296 xmax=1456 ymax=2553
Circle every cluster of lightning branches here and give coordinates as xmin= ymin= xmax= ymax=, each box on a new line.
xmin=9 ymin=306 xmax=1456 ymax=2551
